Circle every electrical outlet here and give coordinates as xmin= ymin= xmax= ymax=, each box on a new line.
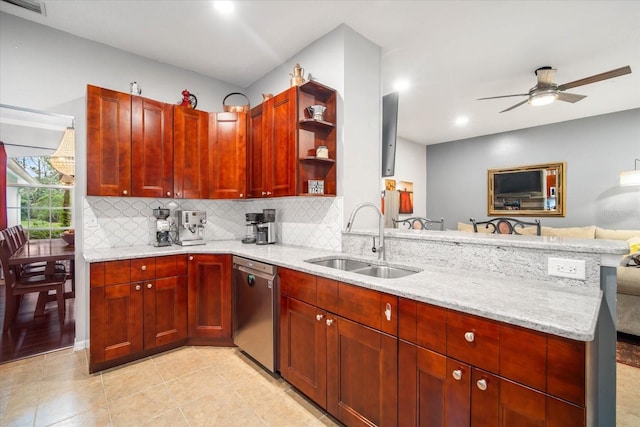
xmin=548 ymin=257 xmax=586 ymax=280
xmin=87 ymin=216 xmax=98 ymax=228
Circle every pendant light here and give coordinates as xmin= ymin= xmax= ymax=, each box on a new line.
xmin=50 ymin=124 xmax=75 ymax=179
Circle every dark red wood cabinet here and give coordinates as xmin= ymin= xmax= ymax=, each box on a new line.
xmin=89 ymin=255 xmax=187 ymax=372
xmin=187 ymin=254 xmax=232 ymax=345
xmin=173 ymin=105 xmax=209 ymax=199
xmin=209 ymin=112 xmax=247 ymax=199
xmin=87 ymin=85 xmax=132 ymax=196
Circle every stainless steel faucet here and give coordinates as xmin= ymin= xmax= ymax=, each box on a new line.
xmin=345 ymin=202 xmax=385 ymax=261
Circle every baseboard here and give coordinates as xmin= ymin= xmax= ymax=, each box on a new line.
xmin=74 ymin=338 xmax=88 ymax=351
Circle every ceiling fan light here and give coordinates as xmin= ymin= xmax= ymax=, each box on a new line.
xmin=529 ymin=92 xmax=558 ymax=106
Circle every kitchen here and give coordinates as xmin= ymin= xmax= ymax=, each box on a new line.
xmin=2 ymin=2 xmax=640 ymax=427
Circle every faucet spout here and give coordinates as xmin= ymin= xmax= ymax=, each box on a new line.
xmin=345 ymin=202 xmax=385 ymax=261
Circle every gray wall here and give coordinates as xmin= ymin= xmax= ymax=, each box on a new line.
xmin=427 ymin=109 xmax=640 ymax=230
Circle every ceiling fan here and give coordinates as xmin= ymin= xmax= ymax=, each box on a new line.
xmin=478 ymin=65 xmax=632 ymax=113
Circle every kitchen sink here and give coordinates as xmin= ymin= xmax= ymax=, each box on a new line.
xmin=304 ymin=256 xmax=420 ymax=279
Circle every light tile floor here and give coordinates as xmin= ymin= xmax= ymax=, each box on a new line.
xmin=0 ymin=346 xmax=638 ymax=426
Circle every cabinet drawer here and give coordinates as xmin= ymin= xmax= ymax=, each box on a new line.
xmin=447 ymin=310 xmax=499 ymax=373
xmin=90 ymin=260 xmax=131 ymax=287
xmin=337 ymin=283 xmax=397 ymax=336
xmin=131 ymin=257 xmax=155 ymax=281
xmin=156 ymin=254 xmax=187 ymax=278
xmin=279 ymin=268 xmax=316 ymax=305
xmin=398 ymin=298 xmax=447 ymax=354
xmin=316 ymin=276 xmax=338 ymax=313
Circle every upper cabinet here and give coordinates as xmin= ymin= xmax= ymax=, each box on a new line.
xmin=87 ymin=85 xmax=132 ymax=196
xmin=87 ymin=85 xmax=174 ymax=198
xmin=296 ymin=81 xmax=337 ymax=197
xmin=248 ymin=87 xmax=297 ymax=198
xmin=247 ymin=81 xmax=338 ymax=198
xmin=131 ymin=97 xmax=174 ymax=198
xmin=209 ymin=112 xmax=247 ymax=199
xmin=173 ymin=106 xmax=209 ymax=199
xmin=87 ymin=80 xmax=336 ymax=200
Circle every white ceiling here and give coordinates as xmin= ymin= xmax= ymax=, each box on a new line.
xmin=2 ymin=0 xmax=639 ymax=145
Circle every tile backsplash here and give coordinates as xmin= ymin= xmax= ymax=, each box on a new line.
xmin=83 ymin=196 xmax=343 ymax=251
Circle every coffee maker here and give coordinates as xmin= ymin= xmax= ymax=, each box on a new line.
xmin=152 ymin=208 xmax=172 ymax=247
xmin=175 ymin=210 xmax=206 ymax=246
xmin=256 ymin=209 xmax=276 ymax=245
xmin=242 ymin=212 xmax=262 ymax=244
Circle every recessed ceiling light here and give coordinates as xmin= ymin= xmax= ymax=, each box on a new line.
xmin=455 ymin=116 xmax=469 ymax=126
xmin=213 ymin=1 xmax=234 ymax=15
xmin=393 ymin=79 xmax=410 ymax=92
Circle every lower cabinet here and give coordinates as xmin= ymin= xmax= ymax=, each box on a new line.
xmin=279 ymin=268 xmax=398 ymax=426
xmin=187 ymin=253 xmax=232 ymax=344
xmin=89 ymin=255 xmax=187 ymax=372
xmin=398 ymin=297 xmax=586 ymax=427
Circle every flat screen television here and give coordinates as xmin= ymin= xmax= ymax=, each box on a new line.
xmin=494 ymin=170 xmax=543 ymax=194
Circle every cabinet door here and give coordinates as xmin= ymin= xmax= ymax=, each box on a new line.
xmin=143 ymin=276 xmax=188 ymax=349
xmin=209 ymin=112 xmax=247 ymax=199
xmin=87 ymin=85 xmax=132 ymax=196
xmin=90 ymin=283 xmax=143 ymax=365
xmin=327 ymin=316 xmax=397 ymax=427
xmin=398 ymin=341 xmax=471 ymax=427
xmin=187 ymin=254 xmax=232 ymax=343
xmin=173 ymin=106 xmax=209 ymax=199
xmin=131 ymin=96 xmax=174 ymax=198
xmin=279 ymin=297 xmax=327 ymax=408
xmin=247 ymin=103 xmax=268 ymax=198
xmin=268 ymin=87 xmax=297 ymax=197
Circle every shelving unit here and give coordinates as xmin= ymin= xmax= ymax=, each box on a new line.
xmin=296 ymin=80 xmax=337 ymax=196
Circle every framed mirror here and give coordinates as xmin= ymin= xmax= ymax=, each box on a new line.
xmin=488 ymin=162 xmax=566 ymax=217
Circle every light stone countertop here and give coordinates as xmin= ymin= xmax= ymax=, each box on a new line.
xmin=83 ymin=240 xmax=603 ymax=341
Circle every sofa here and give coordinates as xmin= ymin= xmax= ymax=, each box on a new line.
xmin=457 ymin=223 xmax=640 ymax=337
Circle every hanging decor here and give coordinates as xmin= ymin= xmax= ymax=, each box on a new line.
xmin=50 ymin=126 xmax=75 ymax=180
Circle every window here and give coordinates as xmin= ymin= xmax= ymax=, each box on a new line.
xmin=6 ymin=156 xmax=73 ymax=240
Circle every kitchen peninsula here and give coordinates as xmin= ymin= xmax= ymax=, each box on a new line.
xmin=84 ymin=230 xmax=626 ymax=427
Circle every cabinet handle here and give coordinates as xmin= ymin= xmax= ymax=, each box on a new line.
xmin=261 ymin=191 xmax=266 ymax=196
xmin=239 ymin=193 xmax=243 ymax=198
xmin=476 ymin=379 xmax=488 ymax=391
xmin=135 ymin=284 xmax=141 ymax=291
xmin=141 ymin=265 xmax=146 ymax=271
xmin=326 ymin=319 xmax=334 ymax=326
xmin=452 ymin=369 xmax=463 ymax=381
xmin=267 ymin=191 xmax=272 ymax=195
xmin=189 ymin=256 xmax=194 ymax=261
xmin=316 ymin=314 xmax=324 ymax=321
xmin=176 ymin=192 xmax=181 ymax=197
xmin=166 ymin=192 xmax=171 ymax=196
xmin=147 ymin=283 xmax=152 ymax=289
xmin=384 ymin=302 xmax=392 ymax=321
xmin=464 ymin=331 xmax=475 ymax=342
xmin=122 ymin=190 xmax=128 ymax=195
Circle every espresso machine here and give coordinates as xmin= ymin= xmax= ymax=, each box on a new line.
xmin=256 ymin=209 xmax=276 ymax=245
xmin=152 ymin=208 xmax=172 ymax=247
xmin=175 ymin=210 xmax=206 ymax=246
xmin=242 ymin=212 xmax=263 ymax=244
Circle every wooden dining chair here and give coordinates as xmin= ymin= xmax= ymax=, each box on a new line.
xmin=392 ymin=217 xmax=445 ymax=230
xmin=0 ymin=228 xmax=66 ymax=278
xmin=0 ymin=233 xmax=67 ymax=333
xmin=470 ymin=217 xmax=541 ymax=236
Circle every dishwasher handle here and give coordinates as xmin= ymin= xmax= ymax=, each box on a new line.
xmin=235 ymin=265 xmax=276 ymax=288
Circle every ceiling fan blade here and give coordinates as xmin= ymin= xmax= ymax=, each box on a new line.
xmin=499 ymin=99 xmax=529 ymax=113
xmin=478 ymin=93 xmax=528 ymax=100
xmin=536 ymin=68 xmax=556 ymax=86
xmin=558 ymin=65 xmax=631 ymax=91
xmin=556 ymin=92 xmax=587 ymax=103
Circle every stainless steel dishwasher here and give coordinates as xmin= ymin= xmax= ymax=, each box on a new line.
xmin=232 ymin=256 xmax=278 ymax=373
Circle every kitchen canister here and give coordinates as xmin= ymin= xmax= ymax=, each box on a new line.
xmin=316 ymin=146 xmax=329 ymax=158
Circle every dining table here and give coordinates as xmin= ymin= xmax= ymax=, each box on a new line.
xmin=9 ymin=238 xmax=75 ymax=315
